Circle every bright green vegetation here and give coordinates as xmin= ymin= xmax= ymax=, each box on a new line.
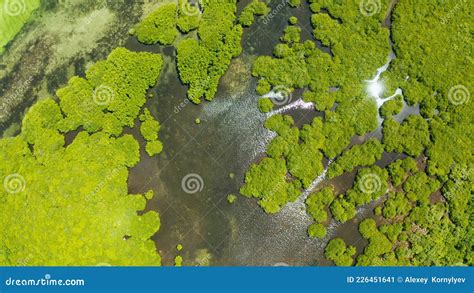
xmin=288 ymin=0 xmax=301 ymax=7
xmin=176 ymin=1 xmax=243 ymax=103
xmin=174 ymin=255 xmax=183 ymax=266
xmin=0 ymin=0 xmax=40 ymax=54
xmin=133 ymin=0 xmax=249 ymax=104
xmin=333 ymin=166 xmax=388 ymax=223
xmin=241 ymin=1 xmax=388 ymax=214
xmin=241 ymin=0 xmax=473 ymax=267
xmin=139 ymin=109 xmax=160 ymax=141
xmin=2 ymin=0 xmax=469 ymax=268
xmin=380 ymin=96 xmax=404 ymax=118
xmin=384 ymin=0 xmax=473 ymax=185
xmin=327 ymin=138 xmax=384 ymax=178
xmin=252 ymin=1 xmax=390 ymax=108
xmin=387 ymin=157 xmax=418 ymax=187
xmin=227 ymin=194 xmax=237 ymax=204
xmin=383 ymin=8 xmax=473 ymax=260
xmin=176 ymin=0 xmax=201 ymax=33
xmin=0 ymin=48 xmax=164 ymax=265
xmin=306 ymin=186 xmax=334 ymax=238
xmin=57 ymin=48 xmax=163 ymax=136
xmin=324 ymin=238 xmax=355 ymax=266
xmin=385 ymin=0 xmax=473 ymax=107
xmin=289 ymin=16 xmax=298 ymax=25
xmin=139 ymin=109 xmax=163 ymax=157
xmin=383 ymin=115 xmax=430 ymax=157
xmin=239 ymin=0 xmax=270 ymax=27
xmin=258 ymin=98 xmax=274 ymax=113
xmin=145 ymin=189 xmax=154 ymax=200
xmin=133 ymin=3 xmax=178 ymax=45
xmin=240 ymin=156 xmax=301 ymax=213
xmin=382 ymin=191 xmax=411 ymax=219
xmin=322 ymin=98 xmax=378 ymax=159
xmin=403 ymin=171 xmax=440 ymax=204
xmin=241 ymin=114 xmax=328 ymax=212
xmin=280 ymin=25 xmax=301 ymax=44
xmin=357 ymin=219 xmax=393 ymax=265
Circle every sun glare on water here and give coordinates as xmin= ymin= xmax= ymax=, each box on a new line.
xmin=366 ymin=79 xmax=385 ymax=99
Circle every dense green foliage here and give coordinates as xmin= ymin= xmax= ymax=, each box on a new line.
xmin=324 ymin=238 xmax=355 ymax=266
xmin=357 ymin=0 xmax=474 ymax=266
xmin=332 ymin=166 xmax=388 ymax=223
xmin=176 ymin=0 xmax=243 ymax=103
xmin=288 ymin=16 xmax=298 ymax=25
xmin=357 ymin=219 xmax=393 ymax=265
xmin=288 ymin=0 xmax=301 ymax=8
xmin=383 ymin=115 xmax=430 ymax=157
xmin=139 ymin=109 xmax=163 ymax=157
xmin=387 ymin=157 xmax=418 ymax=187
xmin=252 ymin=0 xmax=389 ymax=106
xmin=306 ymin=186 xmax=334 ymax=238
xmin=239 ymin=157 xmax=301 ymax=213
xmin=133 ymin=3 xmax=178 ymax=45
xmin=380 ymin=96 xmax=404 ymax=118
xmin=176 ymin=0 xmax=201 ymax=33
xmin=241 ymin=114 xmax=328 ymax=212
xmin=242 ymin=0 xmax=389 ymax=227
xmin=258 ymin=98 xmax=274 ymax=113
xmin=240 ymin=0 xmax=473 ymax=267
xmin=139 ymin=109 xmax=160 ymax=141
xmin=0 ymin=48 xmax=164 ymax=265
xmin=227 ymin=194 xmax=237 ymax=204
xmin=57 ymin=48 xmax=163 ymax=136
xmin=4 ymin=0 xmax=469 ymax=268
xmin=327 ymin=138 xmax=384 ymax=178
xmin=382 ymin=191 xmax=411 ymax=219
xmin=239 ymin=0 xmax=270 ymax=27
xmin=133 ymin=0 xmax=247 ymax=103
